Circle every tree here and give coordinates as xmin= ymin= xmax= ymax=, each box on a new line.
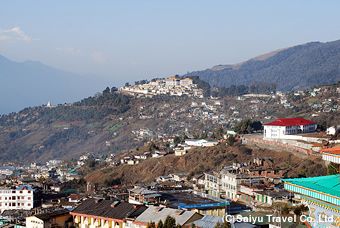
xmin=293 ymin=206 xmax=302 ymax=217
xmin=282 ymin=205 xmax=290 ymax=215
xmin=111 ymin=87 xmax=118 ymax=93
xmin=125 ymin=82 xmax=130 ymax=87
xmin=327 ymin=162 xmax=339 ymax=175
xmin=174 ymin=136 xmax=181 ymax=145
xmin=216 ymin=127 xmax=224 ymax=139
xmin=190 ymin=224 xmax=196 ymax=228
xmin=157 ymin=220 xmax=164 ymax=228
xmin=164 ymin=215 xmax=176 ymax=228
xmin=146 ymin=221 xmax=156 ymax=228
xmin=226 ymin=135 xmax=235 ymax=146
xmin=103 ymin=87 xmax=110 ymax=95
xmin=214 ymin=220 xmax=231 ymax=228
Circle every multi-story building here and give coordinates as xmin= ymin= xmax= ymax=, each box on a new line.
xmin=264 ymin=117 xmax=317 ymax=139
xmin=204 ymin=171 xmax=222 ymax=198
xmin=206 ymin=158 xmax=284 ymax=201
xmin=0 ymin=185 xmax=34 ymax=213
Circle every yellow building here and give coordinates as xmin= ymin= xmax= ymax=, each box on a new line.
xmin=70 ymin=198 xmax=147 ymax=228
xmin=26 ymin=209 xmax=72 ymax=228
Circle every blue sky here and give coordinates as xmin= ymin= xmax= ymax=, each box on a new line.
xmin=1 ymin=0 xmax=340 ymax=87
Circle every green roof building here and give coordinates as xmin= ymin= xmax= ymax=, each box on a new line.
xmin=283 ymin=147 xmax=340 ymax=228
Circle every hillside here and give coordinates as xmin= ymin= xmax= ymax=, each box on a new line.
xmin=183 ymin=40 xmax=340 ymax=91
xmin=0 ymin=55 xmax=111 ymax=115
xmin=0 ymin=82 xmax=339 ymax=165
xmin=83 ymin=141 xmax=327 ymax=186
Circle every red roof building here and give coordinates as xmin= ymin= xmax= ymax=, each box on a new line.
xmin=264 ymin=117 xmax=317 ymax=139
xmin=264 ymin=117 xmax=316 ymax=127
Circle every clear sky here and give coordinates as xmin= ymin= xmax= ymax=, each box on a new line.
xmin=1 ymin=0 xmax=340 ymax=87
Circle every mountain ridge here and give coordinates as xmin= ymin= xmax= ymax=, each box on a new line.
xmin=183 ymin=40 xmax=340 ymax=91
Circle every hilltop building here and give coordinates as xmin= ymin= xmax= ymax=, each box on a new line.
xmin=119 ymin=76 xmax=202 ymax=98
xmin=264 ymin=117 xmax=317 ymax=139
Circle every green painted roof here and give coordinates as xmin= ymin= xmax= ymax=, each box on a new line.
xmin=283 ymin=174 xmax=340 ymax=198
xmin=67 ymin=169 xmax=79 ymax=174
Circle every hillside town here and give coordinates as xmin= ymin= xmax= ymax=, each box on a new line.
xmin=1 ymin=107 xmax=340 ymax=227
xmin=0 ymin=78 xmax=340 ymax=228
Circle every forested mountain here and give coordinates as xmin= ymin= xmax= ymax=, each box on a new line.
xmin=183 ymin=40 xmax=340 ymax=91
xmin=0 ymin=55 xmax=111 ymax=115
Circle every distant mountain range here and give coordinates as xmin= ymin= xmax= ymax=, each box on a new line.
xmin=0 ymin=55 xmax=111 ymax=115
xmin=183 ymin=40 xmax=340 ymax=91
xmin=2 ymin=39 xmax=340 ymax=115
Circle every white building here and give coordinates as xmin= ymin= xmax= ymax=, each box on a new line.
xmin=0 ymin=185 xmax=34 ymax=213
xmin=185 ymin=139 xmax=219 ymax=147
xmin=263 ymin=117 xmax=317 ymax=139
xmin=327 ymin=125 xmax=340 ymax=135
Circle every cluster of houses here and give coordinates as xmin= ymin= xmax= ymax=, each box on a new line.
xmin=204 ymin=157 xmax=288 ymax=206
xmin=120 ymin=76 xmax=204 ymax=98
xmin=0 ymin=160 xmax=81 ymax=187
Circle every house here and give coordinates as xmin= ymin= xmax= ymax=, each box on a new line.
xmin=70 ymin=198 xmax=147 ymax=228
xmin=172 ymin=173 xmax=188 ymax=182
xmin=128 ymin=187 xmax=161 ymax=205
xmin=132 ymin=205 xmax=203 ymax=228
xmin=184 ymin=139 xmax=218 ymax=147
xmin=253 ymin=189 xmax=290 ymax=205
xmin=174 ymin=148 xmax=187 ymax=156
xmin=327 ymin=125 xmax=340 ymax=135
xmin=263 ymin=117 xmax=317 ymax=139
xmin=26 ymin=209 xmax=72 ymax=228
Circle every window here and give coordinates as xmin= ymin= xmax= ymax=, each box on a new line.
xmin=28 ymin=197 xmax=32 ymax=200
xmin=12 ymin=203 xmax=16 ymax=206
xmin=28 ymin=191 xmax=31 ymax=193
xmin=12 ymin=196 xmax=16 ymax=200
xmin=20 ymin=191 xmax=23 ymax=193
xmin=12 ymin=191 xmax=15 ymax=193
xmin=28 ymin=203 xmax=31 ymax=206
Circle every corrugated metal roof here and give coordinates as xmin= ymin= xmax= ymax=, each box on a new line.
xmin=135 ymin=205 xmax=202 ymax=226
xmin=71 ymin=198 xmax=146 ymax=220
xmin=187 ymin=215 xmax=224 ymax=228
